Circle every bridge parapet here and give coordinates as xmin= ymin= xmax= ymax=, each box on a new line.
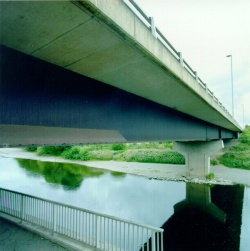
xmin=78 ymin=0 xmax=240 ymax=131
xmin=120 ymin=0 xmax=232 ymax=117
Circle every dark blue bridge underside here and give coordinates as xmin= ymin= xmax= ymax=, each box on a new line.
xmin=0 ymin=46 xmax=236 ymax=142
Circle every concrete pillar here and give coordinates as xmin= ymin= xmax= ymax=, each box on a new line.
xmin=174 ymin=140 xmax=224 ymax=178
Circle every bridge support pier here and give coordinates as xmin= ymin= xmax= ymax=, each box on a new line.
xmin=174 ymin=140 xmax=224 ymax=178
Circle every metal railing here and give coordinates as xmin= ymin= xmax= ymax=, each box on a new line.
xmin=123 ymin=0 xmax=232 ymax=118
xmin=0 ymin=188 xmax=164 ymax=251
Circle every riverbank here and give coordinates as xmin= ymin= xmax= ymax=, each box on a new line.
xmin=1 ymin=148 xmax=250 ymax=186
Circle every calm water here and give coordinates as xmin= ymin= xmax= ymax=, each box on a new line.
xmin=0 ymin=156 xmax=249 ymax=251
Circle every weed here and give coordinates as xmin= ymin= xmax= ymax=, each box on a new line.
xmin=206 ymin=173 xmax=215 ymax=180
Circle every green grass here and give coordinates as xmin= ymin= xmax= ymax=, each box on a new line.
xmin=218 ymin=125 xmax=250 ymax=170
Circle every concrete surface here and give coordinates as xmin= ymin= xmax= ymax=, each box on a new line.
xmin=0 ymin=213 xmax=96 ymax=251
xmin=174 ymin=140 xmax=224 ymax=177
xmin=0 ymin=217 xmax=69 ymax=251
xmin=0 ymin=0 xmax=241 ymax=131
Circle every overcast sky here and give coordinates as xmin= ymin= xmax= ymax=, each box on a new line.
xmin=135 ymin=0 xmax=250 ymax=127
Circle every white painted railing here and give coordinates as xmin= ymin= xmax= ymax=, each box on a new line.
xmin=0 ymin=188 xmax=164 ymax=251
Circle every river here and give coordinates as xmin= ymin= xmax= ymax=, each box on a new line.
xmin=0 ymin=156 xmax=249 ymax=251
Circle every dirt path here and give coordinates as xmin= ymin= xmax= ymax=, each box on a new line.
xmin=1 ymin=148 xmax=250 ymax=186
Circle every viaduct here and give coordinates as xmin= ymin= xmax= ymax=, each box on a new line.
xmin=0 ymin=0 xmax=242 ymax=177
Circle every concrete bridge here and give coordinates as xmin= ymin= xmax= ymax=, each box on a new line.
xmin=0 ymin=0 xmax=242 ymax=177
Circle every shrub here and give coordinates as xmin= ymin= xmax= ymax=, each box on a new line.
xmin=240 ymin=125 xmax=250 ymax=143
xmin=62 ymin=146 xmax=82 ymax=160
xmin=80 ymin=150 xmax=90 ymax=161
xmin=37 ymin=146 xmax=69 ymax=156
xmin=24 ymin=147 xmax=37 ymax=152
xmin=111 ymin=144 xmax=126 ymax=151
xmin=211 ymin=159 xmax=219 ymax=166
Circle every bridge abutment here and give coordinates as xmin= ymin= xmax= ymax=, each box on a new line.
xmin=174 ymin=140 xmax=224 ymax=178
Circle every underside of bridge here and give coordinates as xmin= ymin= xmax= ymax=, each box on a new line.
xmin=0 ymin=46 xmax=237 ymax=147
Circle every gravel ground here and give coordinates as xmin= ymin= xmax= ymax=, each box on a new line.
xmin=0 ymin=148 xmax=250 ymax=186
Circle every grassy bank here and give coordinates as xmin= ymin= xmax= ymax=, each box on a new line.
xmin=25 ymin=142 xmax=185 ymax=165
xmin=24 ymin=126 xmax=250 ymax=170
xmin=216 ymin=125 xmax=250 ymax=170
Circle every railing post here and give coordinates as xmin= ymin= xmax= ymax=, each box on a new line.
xmin=95 ymin=215 xmax=99 ymax=249
xmin=194 ymin=71 xmax=199 ymax=82
xmin=0 ymin=189 xmax=2 ymax=211
xmin=20 ymin=194 xmax=23 ymax=220
xmin=178 ymin=52 xmax=184 ymax=67
xmin=149 ymin=17 xmax=157 ymax=38
xmin=53 ymin=204 xmax=57 ymax=233
xmin=204 ymin=83 xmax=208 ymax=92
xmin=151 ymin=230 xmax=156 ymax=251
xmin=21 ymin=195 xmax=25 ymax=222
xmin=161 ymin=231 xmax=164 ymax=251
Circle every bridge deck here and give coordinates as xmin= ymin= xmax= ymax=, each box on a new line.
xmin=0 ymin=0 xmax=241 ymax=133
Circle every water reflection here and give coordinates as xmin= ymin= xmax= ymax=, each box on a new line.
xmin=16 ymin=159 xmax=105 ymax=190
xmin=110 ymin=171 xmax=127 ymax=178
xmin=161 ymin=183 xmax=244 ymax=251
xmin=0 ymin=157 xmax=248 ymax=250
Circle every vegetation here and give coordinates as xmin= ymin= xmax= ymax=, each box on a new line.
xmin=210 ymin=159 xmax=219 ymax=166
xmin=24 ymin=142 xmax=184 ymax=164
xmin=24 ymin=126 xmax=250 ymax=170
xmin=218 ymin=125 xmax=250 ymax=170
xmin=206 ymin=173 xmax=215 ymax=180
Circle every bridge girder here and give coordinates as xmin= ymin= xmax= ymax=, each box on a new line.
xmin=0 ymin=46 xmax=237 ymax=147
